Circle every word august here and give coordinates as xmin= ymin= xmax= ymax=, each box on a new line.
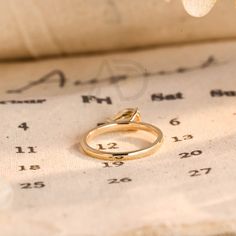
xmin=6 ymin=56 xmax=217 ymax=94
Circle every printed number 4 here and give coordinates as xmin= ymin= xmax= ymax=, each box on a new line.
xmin=18 ymin=122 xmax=29 ymax=131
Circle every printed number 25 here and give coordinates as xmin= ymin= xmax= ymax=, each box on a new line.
xmin=20 ymin=181 xmax=45 ymax=189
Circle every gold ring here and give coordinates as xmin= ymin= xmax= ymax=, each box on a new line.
xmin=80 ymin=108 xmax=163 ymax=161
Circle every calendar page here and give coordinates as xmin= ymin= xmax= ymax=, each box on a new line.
xmin=0 ymin=40 xmax=235 ymax=236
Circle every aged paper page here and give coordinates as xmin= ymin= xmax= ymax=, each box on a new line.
xmin=0 ymin=0 xmax=236 ymax=59
xmin=0 ymin=41 xmax=235 ymax=235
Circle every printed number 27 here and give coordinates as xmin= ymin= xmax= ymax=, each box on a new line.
xmin=189 ymin=168 xmax=211 ymax=177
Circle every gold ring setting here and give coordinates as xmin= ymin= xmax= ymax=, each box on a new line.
xmin=80 ymin=108 xmax=163 ymax=161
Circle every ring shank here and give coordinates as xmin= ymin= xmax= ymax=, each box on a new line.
xmin=80 ymin=122 xmax=163 ymax=161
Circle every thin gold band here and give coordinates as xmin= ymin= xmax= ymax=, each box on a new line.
xmin=80 ymin=108 xmax=163 ymax=161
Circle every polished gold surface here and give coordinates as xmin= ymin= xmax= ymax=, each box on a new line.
xmin=80 ymin=108 xmax=163 ymax=161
